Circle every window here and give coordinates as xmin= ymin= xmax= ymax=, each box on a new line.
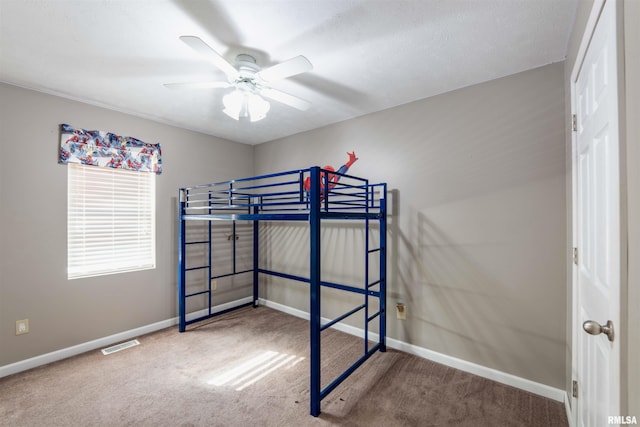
xmin=67 ymin=164 xmax=156 ymax=279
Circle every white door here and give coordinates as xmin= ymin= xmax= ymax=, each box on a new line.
xmin=573 ymin=0 xmax=620 ymax=426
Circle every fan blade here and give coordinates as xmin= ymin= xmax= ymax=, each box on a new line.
xmin=164 ymin=81 xmax=232 ymax=90
xmin=261 ymin=88 xmax=311 ymax=111
xmin=179 ymin=36 xmax=239 ymax=80
xmin=257 ymin=55 xmax=313 ymax=82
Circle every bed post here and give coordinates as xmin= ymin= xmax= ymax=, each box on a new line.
xmin=253 ymin=203 xmax=259 ymax=307
xmin=380 ymin=184 xmax=387 ymax=351
xmin=309 ymin=166 xmax=322 ymax=417
xmin=178 ymin=189 xmax=187 ymax=333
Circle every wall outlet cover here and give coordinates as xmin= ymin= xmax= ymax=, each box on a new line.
xmin=16 ymin=319 xmax=29 ymax=335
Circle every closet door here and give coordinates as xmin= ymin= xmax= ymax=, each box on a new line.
xmin=573 ymin=1 xmax=621 ymax=426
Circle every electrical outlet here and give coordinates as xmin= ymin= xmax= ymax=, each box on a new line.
xmin=16 ymin=319 xmax=29 ymax=335
xmin=211 ymin=280 xmax=217 ymax=291
xmin=396 ymin=303 xmax=406 ymax=320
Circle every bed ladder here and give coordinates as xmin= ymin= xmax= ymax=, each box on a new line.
xmin=178 ymin=189 xmax=253 ymax=332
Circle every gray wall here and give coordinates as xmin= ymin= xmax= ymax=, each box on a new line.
xmin=254 ymin=63 xmax=567 ymax=389
xmin=0 ymin=83 xmax=253 ymax=366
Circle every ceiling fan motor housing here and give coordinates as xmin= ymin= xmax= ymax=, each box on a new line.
xmin=234 ymin=54 xmax=261 ymax=92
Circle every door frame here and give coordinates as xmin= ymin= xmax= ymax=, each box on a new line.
xmin=625 ymin=0 xmax=640 ymax=418
xmin=570 ymin=0 xmax=621 ymax=425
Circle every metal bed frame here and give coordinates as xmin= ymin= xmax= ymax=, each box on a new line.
xmin=177 ymin=166 xmax=387 ymax=416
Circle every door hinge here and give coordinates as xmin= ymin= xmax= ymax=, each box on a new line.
xmin=572 ymin=114 xmax=577 ymax=132
xmin=572 ymin=380 xmax=579 ymax=398
xmin=573 ymin=247 xmax=579 ymax=265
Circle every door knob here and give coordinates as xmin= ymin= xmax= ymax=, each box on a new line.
xmin=583 ymin=320 xmax=614 ymax=342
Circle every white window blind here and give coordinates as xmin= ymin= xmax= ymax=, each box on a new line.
xmin=67 ymin=164 xmax=156 ymax=279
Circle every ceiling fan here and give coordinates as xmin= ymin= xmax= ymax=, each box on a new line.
xmin=165 ymin=36 xmax=313 ymax=122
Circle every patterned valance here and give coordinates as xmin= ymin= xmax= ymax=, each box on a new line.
xmin=59 ymin=123 xmax=162 ymax=174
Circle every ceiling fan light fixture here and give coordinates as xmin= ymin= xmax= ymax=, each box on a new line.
xmin=223 ymin=90 xmax=244 ymax=120
xmin=223 ymin=90 xmax=270 ymax=122
xmin=247 ymin=93 xmax=270 ymax=122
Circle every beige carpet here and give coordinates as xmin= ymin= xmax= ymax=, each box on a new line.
xmin=0 ymin=307 xmax=567 ymax=426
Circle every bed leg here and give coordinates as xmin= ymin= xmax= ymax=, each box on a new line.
xmin=178 ymin=190 xmax=186 ymax=333
xmin=309 ymin=166 xmax=322 ymax=417
xmin=379 ymin=186 xmax=387 ymax=352
xmin=253 ymin=205 xmax=259 ymax=308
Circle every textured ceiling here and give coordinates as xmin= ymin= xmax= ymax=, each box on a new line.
xmin=0 ymin=0 xmax=578 ymax=145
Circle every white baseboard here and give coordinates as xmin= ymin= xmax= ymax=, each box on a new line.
xmin=565 ymin=392 xmax=575 ymax=427
xmin=0 ymin=297 xmax=253 ymax=379
xmin=260 ymin=299 xmax=566 ymax=403
xmin=184 ymin=296 xmax=253 ymax=322
xmin=385 ymin=337 xmax=565 ymax=402
xmin=0 ymin=318 xmax=174 ymax=379
xmin=259 ymin=298 xmax=380 ymax=340
xmin=1 ymin=295 xmax=567 ymax=405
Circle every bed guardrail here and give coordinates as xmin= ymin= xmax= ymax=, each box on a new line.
xmin=179 ymin=167 xmax=385 ymax=218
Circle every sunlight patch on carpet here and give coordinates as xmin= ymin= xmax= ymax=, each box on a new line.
xmin=207 ymin=350 xmax=305 ymax=391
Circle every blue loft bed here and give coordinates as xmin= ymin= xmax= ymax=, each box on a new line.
xmin=177 ymin=166 xmax=387 ymax=417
